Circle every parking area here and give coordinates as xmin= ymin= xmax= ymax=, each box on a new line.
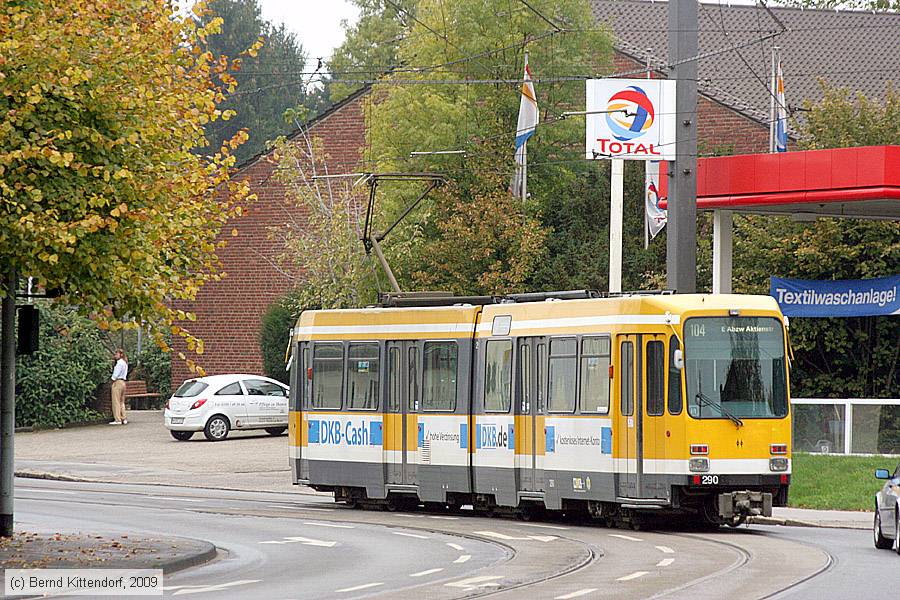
xmin=15 ymin=410 xmax=318 ymax=494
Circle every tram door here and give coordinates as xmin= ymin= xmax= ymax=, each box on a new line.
xmin=516 ymin=338 xmax=545 ymax=492
xmin=642 ymin=336 xmax=668 ymax=500
xmin=617 ymin=334 xmax=642 ymax=498
xmin=385 ymin=342 xmax=419 ymax=485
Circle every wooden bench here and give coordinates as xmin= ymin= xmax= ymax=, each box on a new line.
xmin=124 ymin=380 xmax=162 ymax=410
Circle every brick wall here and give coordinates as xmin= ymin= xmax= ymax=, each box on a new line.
xmin=170 ymin=90 xmax=370 ymax=389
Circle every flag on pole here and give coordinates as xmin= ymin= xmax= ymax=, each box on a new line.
xmin=645 ymin=160 xmax=667 ymax=247
xmin=774 ymin=59 xmax=788 ymax=152
xmin=511 ymin=54 xmax=538 ymax=198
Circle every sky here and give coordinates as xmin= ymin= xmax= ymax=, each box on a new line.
xmin=258 ymin=0 xmax=361 ymax=63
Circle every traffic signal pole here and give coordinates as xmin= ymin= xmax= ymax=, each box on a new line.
xmin=667 ymin=0 xmax=699 ymax=294
xmin=1 ymin=271 xmax=15 ymax=536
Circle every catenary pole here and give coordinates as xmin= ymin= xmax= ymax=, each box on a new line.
xmin=1 ymin=271 xmax=16 ymax=537
xmin=666 ymin=0 xmax=698 ymax=294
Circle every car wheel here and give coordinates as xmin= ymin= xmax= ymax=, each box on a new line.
xmin=875 ymin=508 xmax=892 ymax=549
xmin=204 ymin=415 xmax=230 ymax=441
xmin=265 ymin=427 xmax=287 ymax=436
xmin=170 ymin=430 xmax=194 ymax=442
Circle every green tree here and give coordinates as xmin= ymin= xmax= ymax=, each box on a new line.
xmin=328 ymin=0 xmax=415 ymax=101
xmin=201 ymin=0 xmax=330 ymax=163
xmin=732 ymin=83 xmax=900 ymax=399
xmin=364 ymin=0 xmax=613 ymax=296
xmin=259 ymin=298 xmax=295 ymax=384
xmin=0 ymin=0 xmax=255 ymax=372
xmin=16 ymin=304 xmax=108 ymax=428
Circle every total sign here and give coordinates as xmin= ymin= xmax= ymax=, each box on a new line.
xmin=585 ymin=79 xmax=676 ymax=161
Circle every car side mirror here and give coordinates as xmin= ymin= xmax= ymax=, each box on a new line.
xmin=875 ymin=469 xmax=891 ymax=479
xmin=673 ymin=349 xmax=684 ymax=371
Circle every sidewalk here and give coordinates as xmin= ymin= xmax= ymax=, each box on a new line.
xmin=0 ymin=529 xmax=216 ymax=573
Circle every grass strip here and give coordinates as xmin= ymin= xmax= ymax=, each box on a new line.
xmin=790 ymin=453 xmax=898 ymax=511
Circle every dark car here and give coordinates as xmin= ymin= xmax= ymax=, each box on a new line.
xmin=873 ymin=463 xmax=900 ymax=553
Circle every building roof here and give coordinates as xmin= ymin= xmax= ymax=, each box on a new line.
xmin=235 ymin=84 xmax=372 ymax=172
xmin=591 ymin=0 xmax=900 ymax=126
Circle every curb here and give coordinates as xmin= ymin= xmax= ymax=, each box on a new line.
xmin=14 ymin=469 xmax=331 ymax=497
xmin=748 ymin=515 xmax=869 ymax=530
xmin=159 ymin=541 xmax=219 ymax=575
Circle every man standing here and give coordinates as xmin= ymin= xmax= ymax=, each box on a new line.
xmin=110 ymin=349 xmax=128 ymax=425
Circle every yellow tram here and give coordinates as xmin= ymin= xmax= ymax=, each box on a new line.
xmin=288 ymin=291 xmax=791 ymax=526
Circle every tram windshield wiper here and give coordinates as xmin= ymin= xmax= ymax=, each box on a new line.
xmin=695 ymin=391 xmax=744 ymax=428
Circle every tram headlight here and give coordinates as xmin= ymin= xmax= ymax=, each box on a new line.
xmin=689 ymin=457 xmax=709 ymax=472
xmin=769 ymin=458 xmax=788 ymax=472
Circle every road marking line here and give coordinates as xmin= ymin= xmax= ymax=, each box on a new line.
xmin=19 ymin=489 xmax=75 ymax=494
xmin=617 ymin=571 xmax=649 ymax=582
xmin=655 ymin=545 xmax=675 ymax=554
xmin=395 ymin=514 xmax=425 ymax=518
xmin=453 ymin=555 xmax=471 ymax=564
xmin=147 ymin=496 xmax=203 ymax=503
xmin=609 ymin=534 xmax=644 ymax=542
xmin=303 ymin=521 xmax=353 ymax=529
xmin=445 ymin=575 xmax=504 ymax=590
xmin=657 ymin=558 xmax=675 ymax=567
xmin=335 ymin=582 xmax=384 ymax=593
xmin=474 ymin=530 xmax=555 ymax=542
xmin=555 ymin=589 xmax=598 ymax=599
xmin=298 ymin=507 xmax=334 ymax=512
xmin=259 ymin=536 xmax=337 ymax=547
xmin=393 ymin=531 xmax=429 ymax=539
xmin=429 ymin=515 xmax=459 ymax=520
xmin=171 ymin=580 xmax=260 ymax=595
xmin=518 ymin=522 xmax=570 ymax=530
xmin=410 ymin=568 xmax=444 ymax=577
xmin=446 ymin=543 xmax=465 ymax=551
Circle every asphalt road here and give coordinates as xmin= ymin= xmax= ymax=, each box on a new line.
xmin=16 ymin=478 xmax=896 ymax=599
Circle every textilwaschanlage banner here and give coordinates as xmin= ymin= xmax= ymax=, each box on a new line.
xmin=770 ymin=275 xmax=900 ymax=317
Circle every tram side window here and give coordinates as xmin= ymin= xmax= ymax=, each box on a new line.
xmin=423 ymin=341 xmax=457 ymax=411
xmin=620 ymin=341 xmax=634 ymax=416
xmin=548 ymin=338 xmax=577 ymax=413
xmin=646 ymin=340 xmax=665 ymax=416
xmin=312 ymin=343 xmax=343 ymax=410
xmin=388 ymin=347 xmax=401 ymax=412
xmin=484 ymin=340 xmax=513 ymax=412
xmin=347 ymin=343 xmax=380 ymax=410
xmin=409 ymin=346 xmax=420 ymax=412
xmin=667 ymin=337 xmax=683 ymax=415
xmin=580 ymin=336 xmax=611 ymax=414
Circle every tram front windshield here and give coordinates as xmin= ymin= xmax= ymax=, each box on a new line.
xmin=683 ymin=316 xmax=788 ymax=420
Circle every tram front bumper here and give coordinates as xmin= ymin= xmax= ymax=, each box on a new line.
xmin=717 ymin=490 xmax=773 ymax=518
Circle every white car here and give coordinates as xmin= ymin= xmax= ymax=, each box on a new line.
xmin=164 ymin=374 xmax=289 ymax=441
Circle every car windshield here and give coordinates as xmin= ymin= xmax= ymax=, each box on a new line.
xmin=684 ymin=316 xmax=788 ymax=420
xmin=174 ymin=381 xmax=209 ymax=398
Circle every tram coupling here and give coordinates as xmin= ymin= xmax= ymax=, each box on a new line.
xmin=717 ymin=490 xmax=773 ymax=519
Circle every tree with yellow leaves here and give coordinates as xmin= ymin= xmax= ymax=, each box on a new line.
xmin=0 ymin=0 xmax=259 ymax=369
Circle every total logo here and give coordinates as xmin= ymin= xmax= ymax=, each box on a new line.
xmin=598 ymin=85 xmax=661 ymax=156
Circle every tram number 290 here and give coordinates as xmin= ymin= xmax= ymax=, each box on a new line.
xmin=700 ymin=475 xmax=719 ymax=485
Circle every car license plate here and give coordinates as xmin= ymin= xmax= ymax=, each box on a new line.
xmin=170 ymin=417 xmax=184 ymax=424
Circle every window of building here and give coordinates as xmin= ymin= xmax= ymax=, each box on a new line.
xmin=484 ymin=339 xmax=512 ymax=412
xmin=580 ymin=336 xmax=611 ymax=414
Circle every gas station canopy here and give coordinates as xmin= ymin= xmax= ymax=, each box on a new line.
xmin=695 ymin=145 xmax=900 ymax=220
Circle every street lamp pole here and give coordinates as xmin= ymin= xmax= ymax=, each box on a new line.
xmin=0 ymin=271 xmax=16 ymax=536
